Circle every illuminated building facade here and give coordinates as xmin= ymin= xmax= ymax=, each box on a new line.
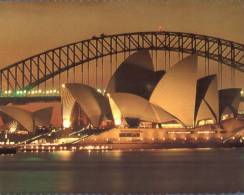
xmin=61 ymin=51 xmax=242 ymax=131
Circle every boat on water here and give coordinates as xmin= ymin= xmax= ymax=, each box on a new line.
xmin=0 ymin=146 xmax=17 ymax=154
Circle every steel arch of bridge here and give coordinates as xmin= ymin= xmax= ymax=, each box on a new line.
xmin=1 ymin=31 xmax=244 ymax=92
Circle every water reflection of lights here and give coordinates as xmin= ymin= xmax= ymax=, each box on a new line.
xmin=195 ymin=148 xmax=213 ymax=151
xmin=166 ymin=148 xmax=193 ymax=152
xmin=57 ymin=151 xmax=72 ymax=161
xmin=112 ymin=150 xmax=122 ymax=158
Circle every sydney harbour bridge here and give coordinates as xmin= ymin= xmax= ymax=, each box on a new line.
xmin=0 ymin=31 xmax=244 ymax=104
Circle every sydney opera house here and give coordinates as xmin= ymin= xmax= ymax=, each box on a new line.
xmin=0 ymin=50 xmax=244 ymax=147
xmin=59 ymin=51 xmax=244 ymax=145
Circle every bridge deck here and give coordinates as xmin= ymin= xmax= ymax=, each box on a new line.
xmin=0 ymin=96 xmax=60 ymax=105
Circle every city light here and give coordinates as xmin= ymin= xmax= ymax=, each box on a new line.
xmin=4 ymin=90 xmax=12 ymax=95
xmin=97 ymin=88 xmax=102 ymax=93
xmin=158 ymin=25 xmax=163 ymax=31
xmin=1 ymin=88 xmax=60 ymax=97
xmin=197 ymin=131 xmax=216 ymax=134
xmin=63 ymin=119 xmax=71 ymax=128
xmin=167 ymin=131 xmax=191 ymax=134
xmin=198 ymin=119 xmax=214 ymax=126
xmin=8 ymin=121 xmax=18 ymax=133
xmin=161 ymin=123 xmax=184 ymax=128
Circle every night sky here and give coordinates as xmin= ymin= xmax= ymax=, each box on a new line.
xmin=0 ymin=0 xmax=244 ymax=66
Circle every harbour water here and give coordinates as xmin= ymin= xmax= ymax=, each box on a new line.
xmin=1 ymin=148 xmax=244 ymax=193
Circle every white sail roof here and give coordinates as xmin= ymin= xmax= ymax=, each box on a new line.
xmin=195 ymin=75 xmax=219 ymax=124
xmin=150 ymin=55 xmax=198 ymax=127
xmin=219 ymin=88 xmax=241 ymax=118
xmin=63 ymin=83 xmax=112 ymax=128
xmin=0 ymin=106 xmax=53 ymax=131
xmin=110 ymin=93 xmax=177 ymax=123
xmin=121 ymin=50 xmax=154 ymax=71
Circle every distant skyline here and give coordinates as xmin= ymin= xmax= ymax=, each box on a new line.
xmin=0 ymin=0 xmax=244 ymax=67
